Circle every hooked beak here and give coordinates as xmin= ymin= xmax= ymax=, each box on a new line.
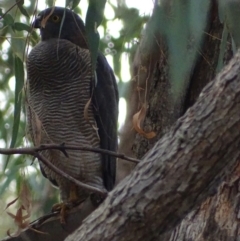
xmin=32 ymin=15 xmax=41 ymax=29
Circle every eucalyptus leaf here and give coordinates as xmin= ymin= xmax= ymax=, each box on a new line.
xmin=216 ymin=23 xmax=228 ymax=72
xmin=11 ymin=37 xmax=26 ymax=61
xmin=85 ymin=0 xmax=106 ymax=70
xmin=224 ymin=0 xmax=240 ymax=48
xmin=0 ymin=158 xmax=25 ymax=196
xmin=66 ymin=0 xmax=81 ymax=9
xmin=12 ymin=22 xmax=31 ymax=32
xmin=4 ymin=56 xmax=24 ymax=169
xmin=18 ymin=5 xmax=30 ymax=18
xmin=3 ymin=13 xmax=14 ymax=26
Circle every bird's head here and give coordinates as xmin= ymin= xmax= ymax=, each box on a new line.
xmin=33 ymin=7 xmax=88 ymax=48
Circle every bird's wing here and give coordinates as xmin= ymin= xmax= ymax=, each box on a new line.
xmin=92 ymin=53 xmax=119 ymax=191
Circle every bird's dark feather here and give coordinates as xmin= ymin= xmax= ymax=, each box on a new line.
xmin=93 ymin=53 xmax=118 ymax=191
xmin=40 ymin=164 xmax=59 ymax=187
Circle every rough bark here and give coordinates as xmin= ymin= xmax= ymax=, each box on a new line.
xmin=132 ymin=13 xmax=171 ymax=160
xmin=65 ymin=48 xmax=240 ymax=241
xmin=116 ymin=15 xmax=166 ymax=182
xmin=132 ymin=38 xmax=170 ymax=159
xmin=133 ymin=1 xmax=223 ymax=160
xmin=160 ymin=170 xmax=240 ymax=241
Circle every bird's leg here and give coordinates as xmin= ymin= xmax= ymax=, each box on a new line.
xmin=59 ymin=203 xmax=67 ymax=223
xmin=51 ymin=202 xmax=68 ymax=223
xmin=52 ymin=184 xmax=86 ymax=223
xmin=67 ymin=184 xmax=86 ymax=208
xmin=69 ymin=184 xmax=78 ymax=203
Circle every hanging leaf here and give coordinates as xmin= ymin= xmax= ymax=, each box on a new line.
xmin=66 ymin=0 xmax=81 ymax=9
xmin=16 ymin=0 xmax=29 ymax=18
xmin=132 ymin=104 xmax=156 ymax=139
xmin=3 ymin=13 xmax=14 ymax=26
xmin=18 ymin=6 xmax=29 ymax=18
xmin=5 ymin=56 xmax=24 ymax=169
xmin=6 ymin=181 xmax=32 ymax=237
xmin=85 ymin=0 xmax=106 ymax=71
xmin=216 ymin=23 xmax=229 ymax=73
xmin=224 ymin=0 xmax=240 ymax=48
xmin=5 ymin=197 xmax=19 ymax=210
xmin=12 ymin=22 xmax=31 ymax=32
xmin=11 ymin=37 xmax=25 ymax=64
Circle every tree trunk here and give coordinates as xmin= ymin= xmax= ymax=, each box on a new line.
xmin=160 ymin=176 xmax=240 ymax=241
xmin=65 ymin=48 xmax=240 ymax=241
xmin=117 ymin=2 xmax=238 ymax=240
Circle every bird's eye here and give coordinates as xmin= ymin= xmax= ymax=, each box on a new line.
xmin=51 ymin=15 xmax=60 ymax=22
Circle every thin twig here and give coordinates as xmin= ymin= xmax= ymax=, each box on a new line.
xmin=0 ymin=0 xmax=22 ymax=20
xmin=0 ymin=144 xmax=139 ymax=195
xmin=39 ymin=144 xmax=139 ymax=163
xmin=0 ymin=144 xmax=139 ymax=163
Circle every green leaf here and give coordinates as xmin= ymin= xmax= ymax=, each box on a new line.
xmin=16 ymin=0 xmax=30 ymax=18
xmin=11 ymin=37 xmax=25 ymax=61
xmin=11 ymin=56 xmax=24 ymax=148
xmin=0 ymin=169 xmax=17 ymax=196
xmin=3 ymin=13 xmax=14 ymax=26
xmin=66 ymin=0 xmax=81 ymax=9
xmin=18 ymin=5 xmax=30 ymax=18
xmin=216 ymin=22 xmax=228 ymax=73
xmin=0 ymin=159 xmax=25 ymax=196
xmin=224 ymin=1 xmax=240 ymax=48
xmin=86 ymin=0 xmax=106 ymax=27
xmin=12 ymin=22 xmax=31 ymax=32
xmin=16 ymin=0 xmax=24 ymax=5
xmin=46 ymin=0 xmax=54 ymax=6
xmin=5 ymin=56 xmax=24 ymax=169
xmin=85 ymin=0 xmax=106 ymax=71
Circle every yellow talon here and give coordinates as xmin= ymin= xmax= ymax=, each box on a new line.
xmin=51 ymin=185 xmax=86 ymax=223
xmin=52 ymin=202 xmax=68 ymax=224
xmin=69 ymin=184 xmax=78 ymax=203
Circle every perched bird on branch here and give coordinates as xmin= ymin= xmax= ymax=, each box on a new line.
xmin=26 ymin=6 xmax=118 ymax=219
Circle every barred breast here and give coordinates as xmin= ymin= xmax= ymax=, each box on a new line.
xmin=26 ymin=39 xmax=104 ymax=201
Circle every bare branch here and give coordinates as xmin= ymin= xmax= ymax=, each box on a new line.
xmin=0 ymin=144 xmax=139 ymax=163
xmin=0 ymin=144 xmax=138 ymax=196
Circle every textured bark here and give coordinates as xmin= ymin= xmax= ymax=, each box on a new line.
xmin=65 ymin=49 xmax=240 ymax=241
xmin=160 ymin=169 xmax=240 ymax=241
xmin=133 ymin=1 xmax=224 ymax=160
xmin=116 ymin=14 xmax=166 ymax=182
xmin=132 ymin=13 xmax=171 ymax=160
xmin=132 ymin=39 xmax=170 ymax=159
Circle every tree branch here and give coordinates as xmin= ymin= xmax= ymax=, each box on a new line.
xmin=0 ymin=144 xmax=139 ymax=163
xmin=0 ymin=144 xmax=139 ymax=196
xmin=65 ymin=50 xmax=240 ymax=241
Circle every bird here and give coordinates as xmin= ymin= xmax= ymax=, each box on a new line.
xmin=26 ymin=6 xmax=118 ymax=219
